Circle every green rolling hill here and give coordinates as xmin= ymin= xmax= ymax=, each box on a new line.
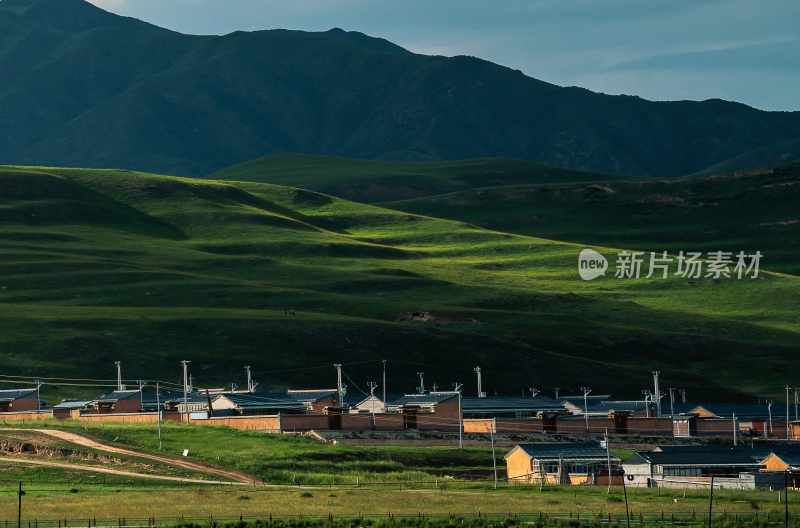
xmin=209 ymin=154 xmax=615 ymax=203
xmin=0 ymin=165 xmax=798 ymax=400
xmin=386 ymin=163 xmax=800 ymax=275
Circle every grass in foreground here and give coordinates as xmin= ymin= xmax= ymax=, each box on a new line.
xmin=0 ymin=482 xmax=796 ymax=520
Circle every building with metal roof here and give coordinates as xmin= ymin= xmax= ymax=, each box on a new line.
xmin=0 ymin=388 xmax=39 ymax=413
xmin=623 ymin=444 xmax=788 ymax=488
xmin=461 ymin=396 xmax=565 ymax=418
xmin=211 ymin=392 xmax=309 ymax=416
xmin=505 ymin=442 xmax=621 ymax=486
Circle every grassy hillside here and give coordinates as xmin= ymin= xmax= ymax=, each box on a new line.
xmin=388 ymin=163 xmax=800 ymax=275
xmin=0 ymin=165 xmax=798 ymax=400
xmin=209 ymin=154 xmax=614 ymax=203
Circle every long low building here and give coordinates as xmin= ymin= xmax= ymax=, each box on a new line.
xmin=0 ymin=389 xmax=40 ymax=413
xmin=624 ymin=444 xmax=800 ymax=489
xmin=506 ymin=442 xmax=622 ymax=486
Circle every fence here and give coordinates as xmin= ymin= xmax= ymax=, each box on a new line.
xmin=0 ymin=511 xmax=797 ymax=528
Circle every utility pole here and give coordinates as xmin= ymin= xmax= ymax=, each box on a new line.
xmin=17 ymin=481 xmax=24 ymax=528
xmin=787 ymin=385 xmax=792 ymax=440
xmin=652 ymin=371 xmax=662 ymax=417
xmin=454 ymin=383 xmax=464 ymax=449
xmin=669 ymin=387 xmax=675 ymax=417
xmin=581 ymin=386 xmax=592 ymax=432
xmin=605 ymin=428 xmax=612 ymax=493
xmin=35 ymin=379 xmax=41 ymax=412
xmin=732 ymin=412 xmax=738 ymax=447
xmin=795 ymin=388 xmax=799 ymax=422
xmin=245 ymin=365 xmax=253 ymax=393
xmin=367 ymin=381 xmax=379 ymax=414
xmin=490 ymin=419 xmax=498 ymax=489
xmin=334 ymin=364 xmax=344 ymax=407
xmin=115 ymin=361 xmax=123 ymax=391
xmin=382 ymin=360 xmax=387 ymax=404
xmin=181 ymin=360 xmax=190 ymax=423
xmin=474 ymin=366 xmax=484 ymax=398
xmin=642 ymin=390 xmax=651 ymax=418
xmin=708 ymin=476 xmax=715 ymax=528
xmin=156 ymin=381 xmax=162 ymax=450
xmin=554 ymin=387 xmax=560 ymax=400
xmin=622 ymin=476 xmax=631 ymax=528
xmin=417 ymin=372 xmax=425 ymax=394
xmin=680 ymin=388 xmax=687 ymax=404
xmin=785 ymin=470 xmax=790 ymax=528
xmin=769 ymin=401 xmax=774 ymax=435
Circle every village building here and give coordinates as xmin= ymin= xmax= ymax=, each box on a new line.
xmin=672 ymin=403 xmax=774 ymax=437
xmin=287 ymin=389 xmax=339 ymax=413
xmin=91 ymin=390 xmax=143 ymax=414
xmin=559 ymin=395 xmax=612 ymax=414
xmin=52 ymin=400 xmax=92 ymax=419
xmin=761 ymin=451 xmax=800 ymax=487
xmin=349 ymin=394 xmax=386 ymax=414
xmin=387 ymin=393 xmax=458 ymax=415
xmin=211 ymin=393 xmax=307 ymax=416
xmin=461 ymin=396 xmax=564 ymax=419
xmin=624 ymin=445 xmax=783 ymax=489
xmin=505 ymin=442 xmax=622 ymax=486
xmin=0 ymin=388 xmax=40 ymax=413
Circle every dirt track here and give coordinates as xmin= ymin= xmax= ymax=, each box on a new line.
xmin=0 ymin=456 xmax=245 ymax=485
xmin=0 ymin=428 xmax=259 ymax=485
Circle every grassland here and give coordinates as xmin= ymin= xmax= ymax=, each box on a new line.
xmin=0 ymin=165 xmax=798 ymax=400
xmin=0 ymin=479 xmax=796 ymax=520
xmin=0 ymin=424 xmax=791 ymax=521
xmin=9 ymin=422 xmax=498 ymax=485
xmin=387 ymin=164 xmax=800 ymax=275
xmin=209 ymin=154 xmax=614 ymax=203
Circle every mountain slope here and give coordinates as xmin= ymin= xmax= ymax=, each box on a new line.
xmin=387 ymin=163 xmax=800 ymax=275
xmin=209 ymin=154 xmax=616 ymax=203
xmin=1 ymin=0 xmax=800 ymax=177
xmin=0 ymin=165 xmax=798 ymax=400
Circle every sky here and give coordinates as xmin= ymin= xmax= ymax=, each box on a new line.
xmin=88 ymin=0 xmax=799 ymax=111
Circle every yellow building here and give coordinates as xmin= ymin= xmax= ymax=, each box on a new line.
xmin=505 ymin=442 xmax=622 ymax=486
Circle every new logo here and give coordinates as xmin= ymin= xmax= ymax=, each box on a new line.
xmin=578 ymin=249 xmax=608 ymax=281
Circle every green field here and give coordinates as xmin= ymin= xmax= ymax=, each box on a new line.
xmin=387 ymin=164 xmax=800 ymax=275
xmin=209 ymin=154 xmax=615 ymax=203
xmin=0 ymin=476 xmax=796 ymax=521
xmin=0 ymin=165 xmax=798 ymax=400
xmin=0 ymin=424 xmax=794 ymax=522
xmin=13 ymin=422 xmax=500 ymax=485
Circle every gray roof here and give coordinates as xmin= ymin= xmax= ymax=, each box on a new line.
xmin=53 ymin=400 xmax=92 ymax=410
xmin=0 ymin=388 xmax=36 ymax=402
xmin=287 ymin=389 xmax=338 ymax=402
xmin=390 ymin=393 xmax=458 ymax=406
xmin=97 ymin=390 xmax=141 ymax=402
xmin=588 ymin=400 xmax=652 ymax=414
xmin=216 ymin=392 xmax=308 ymax=412
xmin=674 ymin=403 xmax=773 ymax=419
xmin=509 ymin=442 xmax=615 ymax=461
xmin=634 ymin=445 xmax=771 ymax=467
xmin=462 ymin=396 xmax=564 ymax=413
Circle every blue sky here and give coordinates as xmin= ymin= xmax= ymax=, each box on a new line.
xmin=89 ymin=0 xmax=799 ymax=111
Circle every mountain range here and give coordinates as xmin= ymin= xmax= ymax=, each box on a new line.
xmin=1 ymin=0 xmax=800 ymax=177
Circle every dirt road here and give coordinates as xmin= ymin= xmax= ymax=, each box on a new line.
xmin=0 ymin=456 xmax=244 ymax=485
xmin=0 ymin=428 xmax=259 ymax=485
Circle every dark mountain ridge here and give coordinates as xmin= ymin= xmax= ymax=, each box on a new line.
xmin=1 ymin=0 xmax=799 ymax=177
